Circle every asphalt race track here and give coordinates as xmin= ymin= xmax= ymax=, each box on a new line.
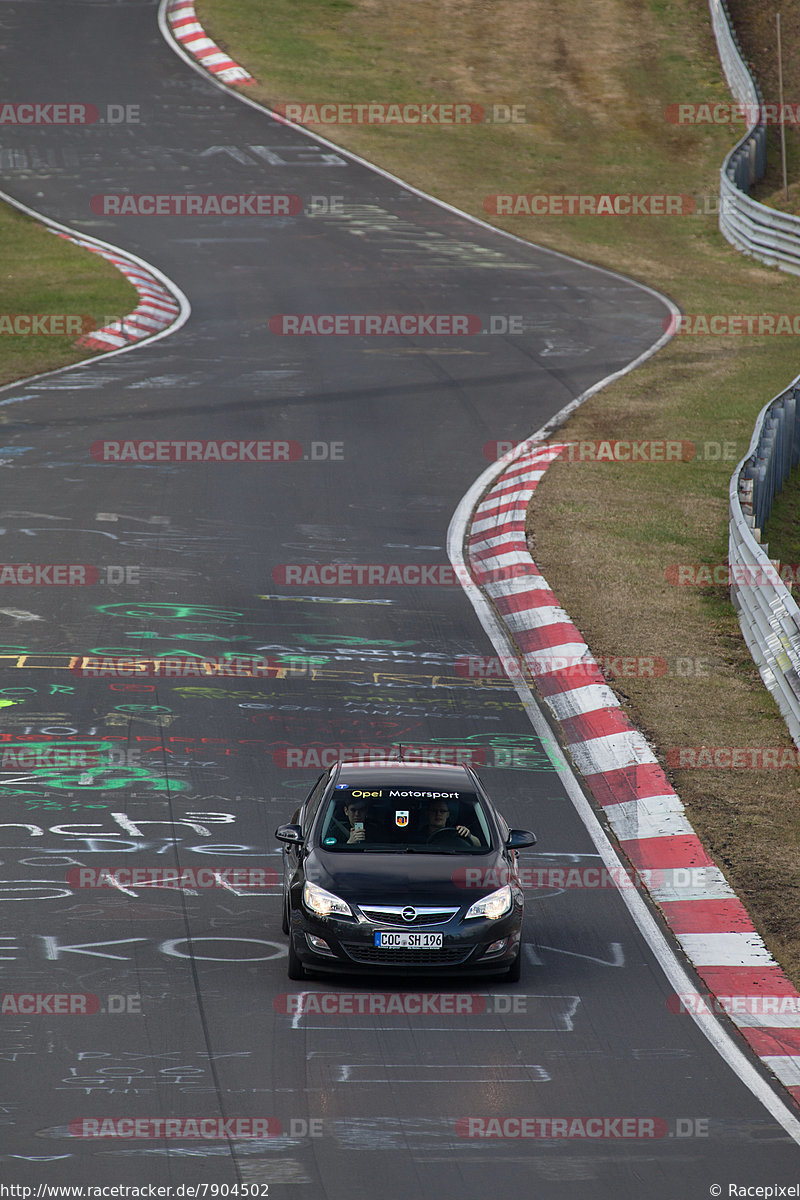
xmin=0 ymin=0 xmax=798 ymax=1194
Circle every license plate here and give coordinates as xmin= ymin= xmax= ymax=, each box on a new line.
xmin=375 ymin=931 xmax=443 ymax=949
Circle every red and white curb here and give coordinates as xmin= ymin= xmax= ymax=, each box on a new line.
xmin=467 ymin=439 xmax=800 ymax=1106
xmin=53 ymin=231 xmax=182 ymax=352
xmin=157 ymin=0 xmax=800 ymax=1131
xmin=166 ymin=0 xmax=254 ymax=86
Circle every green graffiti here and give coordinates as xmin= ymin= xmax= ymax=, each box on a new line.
xmin=89 ymin=646 xmax=152 ymax=655
xmin=113 ymin=705 xmax=173 ymax=714
xmin=0 ymin=790 xmax=46 ymax=796
xmin=492 ymin=748 xmax=565 ymax=772
xmin=0 ymin=740 xmax=189 ymax=795
xmin=23 ymin=798 xmax=111 ymax=811
xmin=90 ymin=645 xmax=224 ymax=659
xmin=172 ymin=687 xmax=263 ymax=700
xmin=0 ymin=767 xmax=190 ymax=795
xmin=274 ymin=654 xmax=329 ymax=666
xmin=424 ymin=732 xmax=566 ymax=772
xmin=89 ymin=644 xmax=248 ymax=658
xmin=0 ymin=767 xmax=188 ymax=793
xmin=96 ymin=603 xmax=244 ymax=623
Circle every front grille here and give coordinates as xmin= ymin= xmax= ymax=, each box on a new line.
xmin=341 ymin=943 xmax=471 ymax=966
xmin=360 ymin=906 xmax=459 ymax=927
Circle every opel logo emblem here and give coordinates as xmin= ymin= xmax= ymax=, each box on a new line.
xmin=402 ymin=906 xmax=416 ymax=923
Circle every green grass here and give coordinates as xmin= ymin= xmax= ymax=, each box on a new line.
xmin=763 ymin=462 xmax=800 ymax=567
xmin=0 ymin=204 xmax=138 ymax=387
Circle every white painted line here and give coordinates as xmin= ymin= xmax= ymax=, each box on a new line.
xmin=0 ymin=188 xmax=190 ymax=393
xmin=605 ymin=798 xmax=695 ymax=842
xmin=544 ymin=685 xmax=620 ymax=720
xmin=448 ymin=447 xmax=800 ymax=1144
xmin=647 ymin=868 xmax=736 ymax=904
xmin=469 ymin=550 xmax=539 ymax=573
xmin=731 ymin=1013 xmax=800 ymax=1031
xmin=566 ymin=731 xmax=658 ymax=775
xmin=82 ymin=330 xmax=128 ymax=348
xmin=164 ymin=0 xmax=254 ymax=85
xmin=500 ymin=606 xmax=572 ymax=633
xmin=524 ymin=642 xmax=590 ymax=668
xmin=469 ymin=538 xmax=543 ymax=561
xmin=155 ymin=0 xmax=800 ymax=1141
xmin=676 ymin=932 xmax=776 ymax=967
xmin=479 ymin=577 xmax=546 ymax=599
xmin=763 ymin=1057 xmax=800 ymax=1087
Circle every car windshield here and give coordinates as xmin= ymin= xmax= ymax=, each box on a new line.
xmin=317 ymin=783 xmax=492 ymax=852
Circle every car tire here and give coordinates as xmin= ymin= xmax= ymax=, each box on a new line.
xmin=504 ymin=946 xmax=522 ymax=983
xmin=281 ymin=892 xmax=290 ymax=936
xmin=287 ymin=934 xmax=306 ymax=981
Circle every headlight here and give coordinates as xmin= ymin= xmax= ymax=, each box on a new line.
xmin=465 ymin=885 xmax=513 ymax=920
xmin=303 ymin=881 xmax=352 ymax=918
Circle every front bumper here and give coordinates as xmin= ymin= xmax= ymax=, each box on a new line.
xmin=289 ymin=904 xmax=523 ymax=976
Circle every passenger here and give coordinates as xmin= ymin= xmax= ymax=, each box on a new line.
xmin=420 ymin=799 xmax=480 ymax=846
xmin=327 ymin=798 xmax=374 ymax=845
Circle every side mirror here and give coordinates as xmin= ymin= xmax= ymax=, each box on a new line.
xmin=275 ymin=823 xmax=304 ymax=845
xmin=506 ymin=829 xmax=536 ymax=850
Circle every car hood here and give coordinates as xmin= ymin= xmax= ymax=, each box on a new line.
xmin=305 ymin=846 xmax=507 ymax=905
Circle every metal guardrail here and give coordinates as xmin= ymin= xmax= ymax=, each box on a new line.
xmin=709 ymin=0 xmax=800 ymax=274
xmin=730 ymin=378 xmax=800 ymax=749
xmin=711 ymin=0 xmax=800 ymax=745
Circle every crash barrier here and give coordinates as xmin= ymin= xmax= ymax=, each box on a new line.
xmin=708 ymin=0 xmax=800 ymax=274
xmin=729 ymin=376 xmax=800 ymax=749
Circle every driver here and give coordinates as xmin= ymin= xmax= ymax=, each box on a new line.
xmin=420 ymin=799 xmax=479 ymax=846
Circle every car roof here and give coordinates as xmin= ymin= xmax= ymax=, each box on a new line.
xmin=332 ymin=760 xmax=478 ymax=790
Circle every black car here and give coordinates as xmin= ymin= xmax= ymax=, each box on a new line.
xmin=275 ymin=759 xmax=536 ymax=981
